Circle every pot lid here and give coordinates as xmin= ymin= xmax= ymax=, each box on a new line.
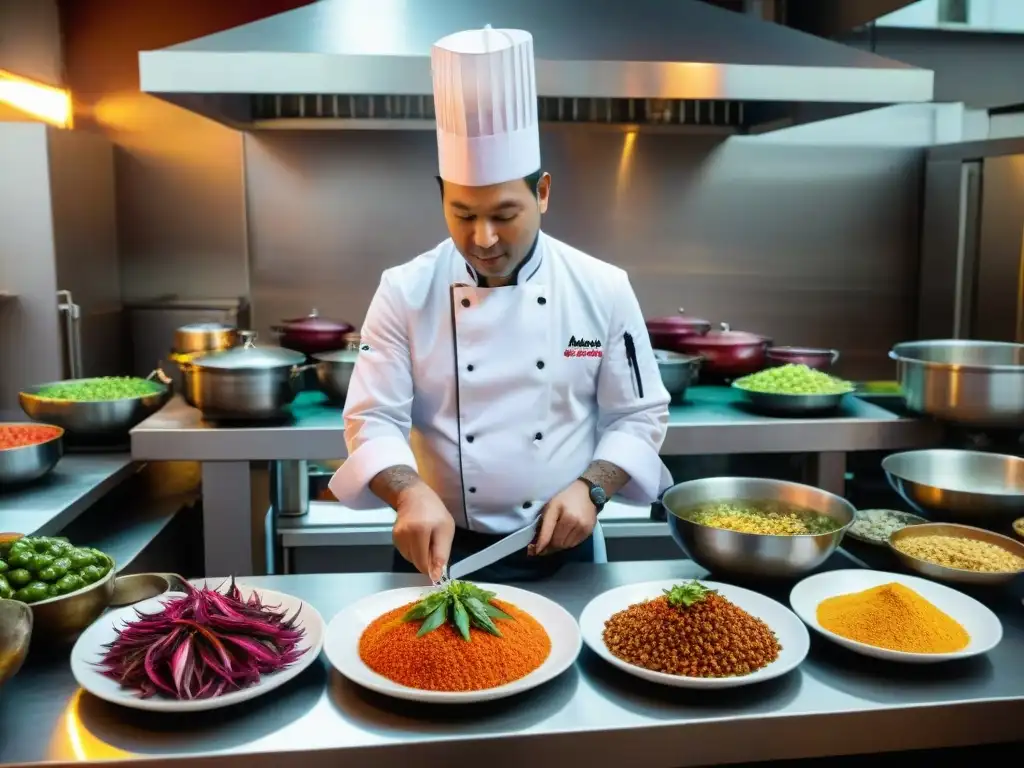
xmin=177 ymin=322 xmax=235 ymax=333
xmin=280 ymin=308 xmax=354 ymax=333
xmin=192 ymin=336 xmax=305 ymax=370
xmin=681 ymin=322 xmax=767 ymax=346
xmin=313 ymin=349 xmax=360 ymax=364
xmin=645 ymin=308 xmax=711 ymax=332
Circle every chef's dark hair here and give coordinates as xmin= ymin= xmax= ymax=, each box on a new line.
xmin=435 ymin=169 xmax=545 ymax=199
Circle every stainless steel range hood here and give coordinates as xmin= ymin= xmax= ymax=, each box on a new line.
xmin=139 ymin=0 xmax=933 ymax=133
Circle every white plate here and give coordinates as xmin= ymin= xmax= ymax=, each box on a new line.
xmin=70 ymin=584 xmax=325 ymax=712
xmin=578 ymin=580 xmax=810 ymax=689
xmin=324 ymin=584 xmax=581 ymax=703
xmin=789 ymin=569 xmax=1003 ymax=663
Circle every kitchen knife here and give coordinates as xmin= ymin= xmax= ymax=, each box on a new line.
xmin=447 ymin=521 xmax=538 ymax=581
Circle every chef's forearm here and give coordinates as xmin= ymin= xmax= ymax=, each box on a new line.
xmin=369 ymin=465 xmax=426 ymax=510
xmin=581 ymin=460 xmax=630 ymax=497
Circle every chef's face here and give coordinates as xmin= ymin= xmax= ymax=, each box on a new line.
xmin=440 ymin=172 xmax=551 ymax=283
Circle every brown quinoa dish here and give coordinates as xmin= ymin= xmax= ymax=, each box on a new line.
xmin=602 ymin=581 xmax=781 ymax=678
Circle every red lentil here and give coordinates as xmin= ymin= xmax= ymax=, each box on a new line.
xmin=359 ymin=599 xmax=551 ymax=691
xmin=603 ymin=593 xmax=781 ymax=677
xmin=0 ymin=424 xmax=62 ymax=451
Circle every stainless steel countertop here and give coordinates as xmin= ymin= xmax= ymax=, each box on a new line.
xmin=130 ymin=388 xmax=942 ymax=461
xmin=0 ymin=454 xmax=137 ymax=535
xmin=2 ymin=559 xmax=1022 ymax=768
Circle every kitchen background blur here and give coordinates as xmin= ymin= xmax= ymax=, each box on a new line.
xmin=2 ymin=0 xmax=1024 ymax=576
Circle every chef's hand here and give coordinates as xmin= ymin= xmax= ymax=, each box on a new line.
xmin=393 ymin=484 xmax=455 ymax=582
xmin=529 ymin=480 xmax=598 ymax=556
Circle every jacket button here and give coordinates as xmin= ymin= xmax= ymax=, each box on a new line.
xmin=467 ymin=364 xmax=474 ymax=372
xmin=534 ymin=432 xmax=543 ymax=441
xmin=461 ymin=298 xmax=470 ymax=308
xmin=536 ymin=360 xmax=544 ymax=370
xmin=523 ymin=501 xmax=533 ymax=510
xmin=537 ymin=297 xmax=546 ymax=305
xmin=466 ymin=435 xmax=475 ymax=443
xmin=468 ymin=486 xmax=477 ymax=494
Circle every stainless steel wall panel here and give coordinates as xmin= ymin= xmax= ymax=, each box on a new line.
xmin=244 ymin=128 xmax=923 ymax=380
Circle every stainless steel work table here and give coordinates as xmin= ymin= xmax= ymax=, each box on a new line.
xmin=2 ymin=559 xmax=1021 ymax=768
xmin=0 ymin=454 xmax=137 ymax=535
xmin=130 ymin=389 xmax=942 ymax=575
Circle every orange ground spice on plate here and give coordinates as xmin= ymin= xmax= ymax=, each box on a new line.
xmin=359 ymin=598 xmax=551 ymax=691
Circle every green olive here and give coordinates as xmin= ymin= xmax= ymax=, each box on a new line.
xmin=56 ymin=573 xmax=85 ymax=595
xmin=7 ymin=568 xmax=31 ymax=587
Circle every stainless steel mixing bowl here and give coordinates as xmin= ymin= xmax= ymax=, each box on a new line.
xmin=655 ymin=350 xmax=701 ymax=404
xmin=313 ymin=349 xmax=359 ymax=404
xmin=889 ymin=522 xmax=1024 ymax=586
xmin=0 ymin=598 xmax=32 ymax=687
xmin=28 ymin=565 xmax=116 ymax=647
xmin=890 ymin=340 xmax=1024 ymax=428
xmin=19 ymin=374 xmax=172 ymax=437
xmin=732 ymin=386 xmax=851 ymax=416
xmin=882 ymin=449 xmax=1024 ymax=520
xmin=0 ymin=423 xmax=64 ymax=486
xmin=662 ymin=477 xmax=855 ymax=578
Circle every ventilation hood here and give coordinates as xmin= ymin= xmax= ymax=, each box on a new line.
xmin=139 ymin=0 xmax=934 ymax=134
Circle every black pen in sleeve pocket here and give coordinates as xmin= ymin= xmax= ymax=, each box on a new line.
xmin=623 ymin=332 xmax=644 ymax=399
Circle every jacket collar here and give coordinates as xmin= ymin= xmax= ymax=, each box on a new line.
xmin=451 ymin=232 xmax=545 ymax=287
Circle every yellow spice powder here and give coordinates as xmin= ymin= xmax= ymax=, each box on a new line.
xmin=816 ymin=582 xmax=969 ymax=654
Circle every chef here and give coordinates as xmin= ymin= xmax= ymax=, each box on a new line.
xmin=329 ymin=26 xmax=671 ymax=582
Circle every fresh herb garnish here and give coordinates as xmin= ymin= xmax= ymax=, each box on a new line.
xmin=402 ymin=581 xmax=513 ymax=641
xmin=663 ymin=580 xmax=716 ymax=609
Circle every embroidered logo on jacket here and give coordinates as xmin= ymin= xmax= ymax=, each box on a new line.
xmin=564 ymin=335 xmax=603 ymax=358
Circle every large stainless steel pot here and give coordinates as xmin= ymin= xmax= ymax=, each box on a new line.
xmin=173 ymin=322 xmax=238 ymax=355
xmin=313 ymin=349 xmax=359 ymax=404
xmin=890 ymin=340 xmax=1024 ymax=428
xmin=181 ymin=337 xmax=308 ymax=420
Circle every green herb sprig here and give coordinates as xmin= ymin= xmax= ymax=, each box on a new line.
xmin=402 ymin=581 xmax=513 ymax=641
xmin=663 ymin=580 xmax=716 ymax=609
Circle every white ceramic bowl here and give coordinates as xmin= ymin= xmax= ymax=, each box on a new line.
xmin=789 ymin=569 xmax=1002 ymax=663
xmin=323 ymin=584 xmax=581 ymax=704
xmin=579 ymin=580 xmax=810 ymax=689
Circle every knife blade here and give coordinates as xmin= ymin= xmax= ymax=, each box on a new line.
xmin=447 ymin=521 xmax=538 ymax=581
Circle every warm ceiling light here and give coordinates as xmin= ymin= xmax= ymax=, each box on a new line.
xmin=0 ymin=69 xmax=73 ymax=128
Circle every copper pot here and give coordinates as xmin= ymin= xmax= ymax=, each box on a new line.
xmin=675 ymin=322 xmax=770 ymax=378
xmin=645 ymin=308 xmax=711 ymax=351
xmin=271 ymin=309 xmax=355 ymax=356
xmin=767 ymin=346 xmax=839 ymax=371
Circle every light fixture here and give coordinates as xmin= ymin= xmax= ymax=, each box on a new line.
xmin=0 ymin=69 xmax=73 ymax=128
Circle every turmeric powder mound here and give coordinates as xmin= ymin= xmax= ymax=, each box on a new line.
xmin=359 ymin=599 xmax=551 ymax=691
xmin=816 ymin=582 xmax=970 ymax=653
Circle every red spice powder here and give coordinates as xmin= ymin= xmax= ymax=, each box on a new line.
xmin=0 ymin=425 xmax=62 ymax=451
xmin=359 ymin=599 xmax=551 ymax=692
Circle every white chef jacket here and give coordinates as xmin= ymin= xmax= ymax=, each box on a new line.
xmin=329 ymin=231 xmax=672 ymax=534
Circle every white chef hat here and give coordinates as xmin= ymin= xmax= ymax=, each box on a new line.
xmin=431 ymin=26 xmax=541 ymax=187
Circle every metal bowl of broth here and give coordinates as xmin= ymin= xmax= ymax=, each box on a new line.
xmin=662 ymin=477 xmax=855 ymax=579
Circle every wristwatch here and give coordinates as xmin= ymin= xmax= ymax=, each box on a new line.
xmin=579 ymin=478 xmax=608 ymax=514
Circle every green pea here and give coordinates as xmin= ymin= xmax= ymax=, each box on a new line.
xmin=0 ymin=559 xmax=8 ymax=574
xmin=29 ymin=553 xmax=55 ymax=573
xmin=47 ymin=582 xmax=62 ymax=598
xmin=56 ymin=573 xmax=84 ymax=595
xmin=7 ymin=568 xmax=31 ymax=587
xmin=79 ymin=565 xmax=104 ymax=584
xmin=47 ymin=540 xmax=72 ymax=556
xmin=34 ymin=377 xmax=164 ymax=402
xmin=6 ymin=549 xmax=34 ymax=568
xmin=0 ymin=574 xmax=12 ymax=599
xmin=31 ymin=538 xmax=53 ymax=554
xmin=16 ymin=581 xmax=51 ymax=603
xmin=69 ymin=549 xmax=95 ymax=569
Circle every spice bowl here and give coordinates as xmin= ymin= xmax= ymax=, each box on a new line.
xmin=0 ymin=423 xmax=64 ymax=486
xmin=662 ymin=477 xmax=855 ymax=579
xmin=888 ymin=523 xmax=1024 ymax=586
